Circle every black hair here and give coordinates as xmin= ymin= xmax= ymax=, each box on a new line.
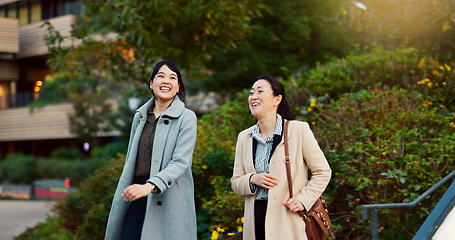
xmin=257 ymin=74 xmax=294 ymax=120
xmin=149 ymin=60 xmax=186 ymax=102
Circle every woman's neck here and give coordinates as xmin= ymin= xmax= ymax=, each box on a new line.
xmin=257 ymin=113 xmax=277 ymax=140
xmin=153 ymin=98 xmax=173 ymax=118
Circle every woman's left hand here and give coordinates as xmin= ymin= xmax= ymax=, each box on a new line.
xmin=282 ymin=197 xmax=304 ymax=213
xmin=122 ymin=183 xmax=153 ymax=202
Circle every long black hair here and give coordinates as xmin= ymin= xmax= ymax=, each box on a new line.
xmin=257 ymin=74 xmax=294 ymax=120
xmin=149 ymin=60 xmax=186 ymax=102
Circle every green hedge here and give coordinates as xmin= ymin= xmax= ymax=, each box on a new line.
xmin=0 ymin=140 xmax=127 ymax=185
xmin=314 ymin=87 xmax=455 ymax=238
xmin=15 ymin=155 xmax=125 ymax=240
xmin=286 ymin=47 xmax=455 ymax=114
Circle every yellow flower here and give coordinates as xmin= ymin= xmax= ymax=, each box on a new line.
xmin=296 ymin=107 xmax=300 ymax=111
xmin=307 ymin=107 xmax=312 ymax=112
xmin=310 ymin=98 xmax=317 ymax=107
xmin=311 ymin=122 xmax=316 ymax=125
xmin=450 ymin=122 xmax=455 ymax=128
xmin=382 ymin=152 xmax=386 ymax=156
xmin=440 ymin=66 xmax=444 ymax=70
xmin=211 ymin=231 xmax=219 ymax=240
xmin=427 ymin=82 xmax=433 ymax=88
xmin=432 ymin=70 xmax=441 ymax=77
xmin=445 ymin=64 xmax=451 ymax=71
xmin=238 ymin=226 xmax=243 ymax=232
xmin=228 ymin=233 xmax=235 ymax=236
xmin=241 ymin=217 xmax=244 ymax=223
xmin=417 ymin=78 xmax=430 ymax=85
xmin=216 ymin=226 xmax=225 ymax=232
xmin=419 ymin=58 xmax=426 ymax=68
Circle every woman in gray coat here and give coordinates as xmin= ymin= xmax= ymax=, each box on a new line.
xmin=105 ymin=60 xmax=197 ymax=240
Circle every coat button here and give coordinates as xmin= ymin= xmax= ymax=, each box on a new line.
xmin=168 ymin=181 xmax=172 ymax=185
xmin=157 ymin=201 xmax=162 ymax=206
xmin=164 ymin=120 xmax=169 ymax=125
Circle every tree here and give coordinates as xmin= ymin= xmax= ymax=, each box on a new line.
xmin=39 ymin=0 xmax=264 ymax=144
xmin=198 ymin=0 xmax=356 ymax=94
xmin=79 ymin=0 xmax=264 ymax=75
xmin=349 ymin=0 xmax=455 ymax=59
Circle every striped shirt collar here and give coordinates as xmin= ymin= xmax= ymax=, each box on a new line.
xmin=250 ymin=114 xmax=283 ymax=140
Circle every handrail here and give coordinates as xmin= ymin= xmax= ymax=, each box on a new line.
xmin=361 ymin=170 xmax=455 ymax=240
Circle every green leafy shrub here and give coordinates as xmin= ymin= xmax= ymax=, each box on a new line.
xmin=90 ymin=139 xmax=128 ymax=160
xmin=52 ymin=155 xmax=124 ymax=239
xmin=286 ymin=47 xmax=455 ymax=113
xmin=0 ymin=153 xmax=103 ymax=185
xmin=50 ymin=147 xmax=84 ymax=160
xmin=0 ymin=153 xmax=37 ymax=183
xmin=313 ymin=87 xmax=455 ymax=239
xmin=14 ymin=216 xmax=73 ymax=240
xmin=202 ymin=176 xmax=245 ymax=240
xmin=14 ymin=155 xmax=125 ymax=240
xmin=192 ymin=92 xmax=255 ymax=238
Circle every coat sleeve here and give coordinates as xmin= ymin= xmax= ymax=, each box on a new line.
xmin=148 ymin=110 xmax=197 ymax=195
xmin=231 ymin=130 xmax=257 ymax=196
xmin=294 ymin=122 xmax=332 ymax=211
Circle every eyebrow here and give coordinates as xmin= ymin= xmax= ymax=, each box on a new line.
xmin=251 ymin=86 xmax=264 ymax=90
xmin=157 ymin=71 xmax=177 ymax=77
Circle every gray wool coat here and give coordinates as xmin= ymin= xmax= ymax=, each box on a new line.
xmin=105 ymin=96 xmax=197 ymax=240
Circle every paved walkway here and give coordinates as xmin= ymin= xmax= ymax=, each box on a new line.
xmin=0 ymin=200 xmax=55 ymax=240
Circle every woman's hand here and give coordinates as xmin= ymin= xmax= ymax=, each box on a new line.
xmin=282 ymin=197 xmax=304 ymax=213
xmin=250 ymin=173 xmax=278 ymax=189
xmin=122 ymin=183 xmax=153 ymax=202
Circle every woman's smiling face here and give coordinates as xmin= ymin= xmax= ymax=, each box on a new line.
xmin=248 ymin=79 xmax=281 ymax=119
xmin=150 ymin=64 xmax=180 ymax=103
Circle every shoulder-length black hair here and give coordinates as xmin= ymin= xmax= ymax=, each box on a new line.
xmin=149 ymin=60 xmax=186 ymax=102
xmin=257 ymin=74 xmax=294 ymax=120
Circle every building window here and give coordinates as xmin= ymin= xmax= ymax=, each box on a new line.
xmin=30 ymin=0 xmax=42 ymax=23
xmin=6 ymin=3 xmax=18 ymax=19
xmin=1 ymin=0 xmax=80 ymax=23
xmin=19 ymin=0 xmax=28 ymax=25
xmin=0 ymin=6 xmax=6 ymax=18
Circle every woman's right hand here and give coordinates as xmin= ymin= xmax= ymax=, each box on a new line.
xmin=250 ymin=173 xmax=278 ymax=189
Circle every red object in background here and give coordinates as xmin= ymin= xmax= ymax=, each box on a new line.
xmin=65 ymin=179 xmax=70 ymax=188
xmin=35 ymin=188 xmax=67 ymax=199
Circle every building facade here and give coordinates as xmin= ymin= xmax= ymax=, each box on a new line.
xmin=0 ymin=0 xmax=118 ymax=159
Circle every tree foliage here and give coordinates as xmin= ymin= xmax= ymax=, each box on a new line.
xmin=79 ymin=0 xmax=264 ymax=72
xmin=200 ymin=0 xmax=355 ymax=94
xmin=350 ymin=0 xmax=455 ymax=59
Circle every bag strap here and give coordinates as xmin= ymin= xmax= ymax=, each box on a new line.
xmin=283 ymin=120 xmax=293 ymax=198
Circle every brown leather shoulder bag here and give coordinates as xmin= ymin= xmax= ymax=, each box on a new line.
xmin=283 ymin=120 xmax=335 ymax=240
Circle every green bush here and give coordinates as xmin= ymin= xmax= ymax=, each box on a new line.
xmin=14 ymin=216 xmax=73 ymax=240
xmin=90 ymin=139 xmax=128 ymax=160
xmin=202 ymin=176 xmax=245 ymax=240
xmin=50 ymin=155 xmax=124 ymax=239
xmin=0 ymin=153 xmax=103 ymax=185
xmin=286 ymin=47 xmax=455 ymax=113
xmin=0 ymin=153 xmax=37 ymax=183
xmin=313 ymin=87 xmax=455 ymax=239
xmin=0 ymin=141 xmax=127 ymax=185
xmin=14 ymin=155 xmax=124 ymax=240
xmin=50 ymin=147 xmax=84 ymax=160
xmin=192 ymin=92 xmax=255 ymax=238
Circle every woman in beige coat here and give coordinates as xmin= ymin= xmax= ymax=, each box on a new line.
xmin=231 ymin=75 xmax=332 ymax=240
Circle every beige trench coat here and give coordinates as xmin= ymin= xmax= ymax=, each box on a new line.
xmin=231 ymin=120 xmax=332 ymax=240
